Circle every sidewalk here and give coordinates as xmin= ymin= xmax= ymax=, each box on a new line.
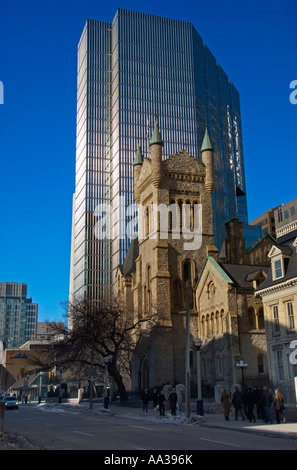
xmin=110 ymin=403 xmax=297 ymax=440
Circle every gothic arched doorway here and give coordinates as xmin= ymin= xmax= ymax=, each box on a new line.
xmin=138 ymin=357 xmax=149 ymax=392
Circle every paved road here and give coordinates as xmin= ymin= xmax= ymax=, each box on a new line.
xmin=2 ymin=404 xmax=297 ymax=451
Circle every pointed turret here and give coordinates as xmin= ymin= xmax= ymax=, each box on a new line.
xmin=201 ymin=128 xmax=214 ymax=152
xmin=133 ymin=146 xmax=144 ymax=166
xmin=150 ymin=120 xmax=163 ymax=188
xmin=133 ymin=146 xmax=143 ymax=204
xmin=201 ymin=128 xmax=215 ymax=194
xmin=150 ymin=121 xmax=164 ymax=147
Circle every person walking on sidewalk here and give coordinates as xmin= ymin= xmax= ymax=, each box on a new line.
xmin=261 ymin=386 xmax=273 ymax=423
xmin=158 ymin=390 xmax=166 ymax=416
xmin=221 ymin=389 xmax=231 ymax=421
xmin=152 ymin=388 xmax=158 ymax=411
xmin=168 ymin=387 xmax=178 ymax=416
xmin=246 ymin=387 xmax=256 ymax=422
xmin=232 ymin=386 xmax=245 ymax=421
xmin=273 ymin=389 xmax=285 ymax=424
xmin=141 ymin=388 xmax=149 ymax=412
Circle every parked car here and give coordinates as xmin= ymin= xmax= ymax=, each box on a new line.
xmin=4 ymin=396 xmax=19 ymax=410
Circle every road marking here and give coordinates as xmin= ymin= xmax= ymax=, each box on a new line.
xmin=199 ymin=438 xmax=242 ymax=448
xmin=134 ymin=446 xmax=147 ymax=450
xmin=129 ymin=425 xmax=153 ymax=431
xmin=74 ymin=431 xmax=94 ymax=437
xmin=43 ymin=422 xmax=55 ymax=427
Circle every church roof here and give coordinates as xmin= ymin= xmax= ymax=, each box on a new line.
xmin=220 ymin=263 xmax=269 ymax=289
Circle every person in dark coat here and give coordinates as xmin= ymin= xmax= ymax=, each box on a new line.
xmin=232 ymin=386 xmax=245 ymax=421
xmin=152 ymin=388 xmax=158 ymax=411
xmin=253 ymin=386 xmax=262 ymax=419
xmin=246 ymin=387 xmax=256 ymax=422
xmin=141 ymin=388 xmax=149 ymax=412
xmin=168 ymin=387 xmax=178 ymax=415
xmin=220 ymin=389 xmax=231 ymax=421
xmin=261 ymin=386 xmax=273 ymax=423
xmin=158 ymin=390 xmax=166 ymax=416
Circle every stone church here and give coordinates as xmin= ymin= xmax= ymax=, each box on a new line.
xmin=116 ymin=122 xmax=274 ymax=394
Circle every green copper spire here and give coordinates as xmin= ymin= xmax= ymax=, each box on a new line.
xmin=201 ymin=128 xmax=214 ymax=152
xmin=149 ymin=120 xmax=164 ymax=147
xmin=133 ymin=146 xmax=144 ymax=166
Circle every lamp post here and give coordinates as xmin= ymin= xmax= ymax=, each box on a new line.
xmin=193 ymin=338 xmax=203 ymax=415
xmin=236 ymin=360 xmax=248 ymax=391
xmin=104 ymin=357 xmax=109 ymax=409
xmin=38 ymin=371 xmax=43 ymax=403
xmin=59 ymin=367 xmax=63 ymax=403
xmin=184 ymin=280 xmax=190 ymax=419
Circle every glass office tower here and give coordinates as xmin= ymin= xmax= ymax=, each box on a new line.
xmin=0 ymin=283 xmax=38 ymax=348
xmin=71 ymin=9 xmax=260 ymax=300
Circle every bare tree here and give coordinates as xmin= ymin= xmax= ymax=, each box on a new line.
xmin=40 ymin=296 xmax=157 ymax=401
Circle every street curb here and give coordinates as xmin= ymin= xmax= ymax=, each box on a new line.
xmin=199 ymin=421 xmax=297 ymax=440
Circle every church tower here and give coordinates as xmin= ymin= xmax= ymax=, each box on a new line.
xmin=126 ymin=125 xmax=218 ymax=391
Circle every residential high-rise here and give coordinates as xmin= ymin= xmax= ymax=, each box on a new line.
xmin=0 ymin=283 xmax=38 ymax=348
xmin=71 ymin=9 xmax=260 ymax=300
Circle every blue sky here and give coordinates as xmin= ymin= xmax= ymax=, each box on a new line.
xmin=1 ymin=0 xmax=296 ymax=322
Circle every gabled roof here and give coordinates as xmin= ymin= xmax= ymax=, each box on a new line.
xmin=220 ymin=263 xmax=269 ymax=289
xmin=196 ymin=256 xmax=269 ymax=291
xmin=246 ymin=231 xmax=276 ymax=253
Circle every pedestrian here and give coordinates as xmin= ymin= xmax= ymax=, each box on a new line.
xmin=232 ymin=386 xmax=245 ymax=421
xmin=220 ymin=389 xmax=231 ymax=421
xmin=273 ymin=389 xmax=285 ymax=424
xmin=141 ymin=388 xmax=149 ymax=412
xmin=168 ymin=387 xmax=178 ymax=415
xmin=253 ymin=386 xmax=261 ymax=420
xmin=246 ymin=387 xmax=256 ymax=422
xmin=152 ymin=388 xmax=158 ymax=411
xmin=158 ymin=390 xmax=166 ymax=416
xmin=261 ymin=386 xmax=273 ymax=423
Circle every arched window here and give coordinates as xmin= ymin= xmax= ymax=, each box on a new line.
xmin=258 ymin=308 xmax=264 ymax=329
xmin=145 ymin=206 xmax=149 ymax=237
xmin=248 ymin=307 xmax=256 ymax=329
xmin=178 ymin=200 xmax=183 ymax=231
xmin=183 ymin=260 xmax=193 ymax=309
xmin=201 ymin=315 xmax=205 ymax=337
xmin=258 ymin=354 xmax=264 ymax=374
xmin=173 ymin=278 xmax=182 ymax=309
xmin=139 ymin=357 xmax=149 ymax=391
xmin=220 ymin=310 xmax=225 ymax=333
xmin=211 ymin=313 xmax=215 ymax=335
xmin=215 ymin=311 xmax=220 ymax=334
xmin=206 ymin=314 xmax=210 ymax=336
xmin=208 ymin=281 xmax=216 ymax=299
xmin=147 ymin=265 xmax=151 ymax=312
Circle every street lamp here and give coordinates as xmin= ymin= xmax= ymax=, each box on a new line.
xmin=184 ymin=280 xmax=190 ymax=419
xmin=236 ymin=360 xmax=248 ymax=391
xmin=104 ymin=357 xmax=109 ymax=409
xmin=193 ymin=338 xmax=203 ymax=415
xmin=38 ymin=371 xmax=44 ymax=403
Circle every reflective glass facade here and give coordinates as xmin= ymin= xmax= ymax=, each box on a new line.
xmin=72 ymin=9 xmax=260 ymax=299
xmin=0 ymin=283 xmax=38 ymax=348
